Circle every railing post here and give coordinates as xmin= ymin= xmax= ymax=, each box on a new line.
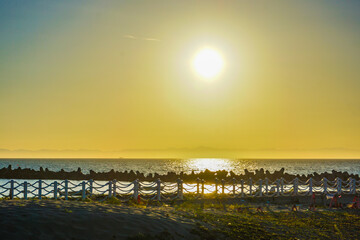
xmin=201 ymin=179 xmax=205 ymax=197
xmin=351 ymin=178 xmax=356 ymax=194
xmin=10 ymin=180 xmax=14 ymax=200
xmin=232 ymin=178 xmax=236 ymax=196
xmin=337 ymin=178 xmax=342 ymax=194
xmin=108 ymin=181 xmax=112 ymax=198
xmin=265 ymin=178 xmax=269 ymax=196
xmin=177 ymin=178 xmax=183 ymax=200
xmin=64 ymin=179 xmax=68 ymax=200
xmin=249 ymin=178 xmax=253 ymax=196
xmin=82 ymin=181 xmax=86 ymax=200
xmin=113 ymin=179 xmax=117 ymax=197
xmin=133 ymin=179 xmax=139 ymax=201
xmin=221 ymin=179 xmax=225 ymax=194
xmin=24 ymin=181 xmax=27 ymax=200
xmin=157 ymin=178 xmax=161 ymax=201
xmin=196 ymin=178 xmax=200 ymax=196
xmin=180 ymin=179 xmax=184 ymax=200
xmin=258 ymin=179 xmax=263 ymax=197
xmin=353 ymin=178 xmax=357 ymax=194
xmin=276 ymin=179 xmax=280 ymax=197
xmin=348 ymin=178 xmax=353 ymax=194
xmin=38 ymin=180 xmax=42 ymax=200
xmin=309 ymin=178 xmax=313 ymax=195
xmin=215 ymin=178 xmax=218 ymax=195
xmin=54 ymin=181 xmax=58 ymax=200
xmin=323 ymin=178 xmax=328 ymax=194
xmin=240 ymin=179 xmax=244 ymax=197
xmin=89 ymin=179 xmax=93 ymax=196
xmin=293 ymin=178 xmax=298 ymax=196
xmin=280 ymin=178 xmax=284 ymax=195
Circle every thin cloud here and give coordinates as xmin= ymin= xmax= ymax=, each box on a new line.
xmin=123 ymin=34 xmax=137 ymax=39
xmin=143 ymin=37 xmax=160 ymax=42
xmin=124 ymin=34 xmax=161 ymax=42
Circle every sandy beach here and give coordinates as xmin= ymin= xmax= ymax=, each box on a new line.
xmin=1 ymin=198 xmax=359 ymax=239
xmin=0 ymin=200 xmax=200 ymax=240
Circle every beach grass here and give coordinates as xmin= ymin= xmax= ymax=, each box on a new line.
xmin=172 ymin=200 xmax=360 ymax=239
xmin=86 ymin=196 xmax=360 ymax=239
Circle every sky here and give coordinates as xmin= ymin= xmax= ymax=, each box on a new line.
xmin=0 ymin=0 xmax=359 ymax=158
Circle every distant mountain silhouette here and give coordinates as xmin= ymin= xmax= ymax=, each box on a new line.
xmin=0 ymin=147 xmax=359 ymax=159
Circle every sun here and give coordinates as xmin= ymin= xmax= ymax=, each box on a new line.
xmin=192 ymin=47 xmax=224 ymax=79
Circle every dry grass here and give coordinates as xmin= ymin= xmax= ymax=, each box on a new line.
xmin=173 ymin=201 xmax=360 ymax=239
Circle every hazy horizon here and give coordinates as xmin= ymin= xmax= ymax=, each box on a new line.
xmin=0 ymin=147 xmax=359 ymax=159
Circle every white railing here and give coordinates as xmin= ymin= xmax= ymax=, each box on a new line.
xmin=0 ymin=177 xmax=359 ymax=201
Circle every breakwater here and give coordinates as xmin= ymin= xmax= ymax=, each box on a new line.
xmin=0 ymin=165 xmax=359 ymax=183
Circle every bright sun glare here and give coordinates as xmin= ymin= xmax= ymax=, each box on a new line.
xmin=193 ymin=48 xmax=224 ymax=79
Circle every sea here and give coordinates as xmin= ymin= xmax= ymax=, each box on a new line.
xmin=1 ymin=158 xmax=360 ymax=176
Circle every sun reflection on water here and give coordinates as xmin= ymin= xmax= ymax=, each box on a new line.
xmin=187 ymin=158 xmax=231 ymax=173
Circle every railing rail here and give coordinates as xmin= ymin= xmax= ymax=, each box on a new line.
xmin=0 ymin=177 xmax=359 ymax=201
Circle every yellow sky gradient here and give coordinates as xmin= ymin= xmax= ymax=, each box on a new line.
xmin=0 ymin=1 xmax=359 ymax=158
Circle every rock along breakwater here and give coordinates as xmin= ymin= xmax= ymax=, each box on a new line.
xmin=0 ymin=165 xmax=359 ymax=183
